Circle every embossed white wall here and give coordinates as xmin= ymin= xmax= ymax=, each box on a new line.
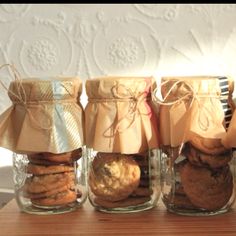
xmin=1 ymin=4 xmax=236 ymax=169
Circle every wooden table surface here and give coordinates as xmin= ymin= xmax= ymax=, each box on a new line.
xmin=1 ymin=199 xmax=236 ymax=236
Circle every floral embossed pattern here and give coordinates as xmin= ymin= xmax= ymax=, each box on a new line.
xmin=5 ymin=15 xmax=73 ymax=77
xmin=27 ymin=39 xmax=58 ymax=71
xmin=108 ymin=37 xmax=139 ymax=68
xmin=92 ymin=16 xmax=161 ymax=76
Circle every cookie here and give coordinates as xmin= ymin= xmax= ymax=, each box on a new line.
xmin=189 ymin=136 xmax=227 ymax=155
xmin=27 ymin=163 xmax=74 ymax=175
xmin=27 ymin=158 xmax=63 ymax=166
xmin=24 ymin=182 xmax=75 ymax=199
xmin=94 ymin=196 xmax=150 ymax=208
xmin=31 ymin=190 xmax=77 ymax=206
xmin=163 ymin=193 xmax=198 ymax=210
xmin=25 ymin=172 xmax=75 ymax=193
xmin=131 ymin=187 xmax=153 ymax=197
xmin=28 ymin=148 xmax=82 ymax=164
xmin=186 ymin=144 xmax=232 ymax=169
xmin=180 ymin=162 xmax=233 ymax=211
xmin=89 ymin=152 xmax=140 ymax=202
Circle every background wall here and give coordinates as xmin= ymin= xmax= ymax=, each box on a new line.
xmin=0 ymin=3 xmax=236 ymax=199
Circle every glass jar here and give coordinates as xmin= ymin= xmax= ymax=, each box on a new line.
xmin=0 ymin=71 xmax=86 ymax=215
xmin=160 ymin=144 xmax=235 ymax=216
xmin=13 ymin=148 xmax=87 ymax=215
xmin=154 ymin=76 xmax=236 ymax=216
xmin=85 ymin=76 xmax=160 ymax=213
xmin=87 ymin=149 xmax=160 ymax=213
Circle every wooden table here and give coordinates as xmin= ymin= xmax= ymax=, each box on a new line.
xmin=1 ymin=199 xmax=236 ymax=236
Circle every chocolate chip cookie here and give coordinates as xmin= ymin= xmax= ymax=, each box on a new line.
xmin=180 ymin=162 xmax=233 ymax=211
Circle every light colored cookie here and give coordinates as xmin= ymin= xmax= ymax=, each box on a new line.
xmin=24 ymin=183 xmax=75 ymax=199
xmin=89 ymin=152 xmax=140 ymax=202
xmin=28 ymin=148 xmax=82 ymax=163
xmin=27 ymin=164 xmax=74 ymax=175
xmin=31 ymin=190 xmax=77 ymax=206
xmin=27 ymin=158 xmax=63 ymax=166
xmin=24 ymin=172 xmax=75 ymax=193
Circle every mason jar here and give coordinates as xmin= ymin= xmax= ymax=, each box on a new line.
xmin=153 ymin=76 xmax=235 ymax=216
xmin=85 ymin=76 xmax=161 ymax=213
xmin=13 ymin=148 xmax=87 ymax=215
xmin=0 ymin=72 xmax=86 ymax=215
xmin=87 ymin=149 xmax=160 ymax=213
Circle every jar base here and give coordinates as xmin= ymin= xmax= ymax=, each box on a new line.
xmin=92 ymin=201 xmax=156 ymax=214
xmin=17 ymin=201 xmax=82 ymax=215
xmin=166 ymin=205 xmax=230 ymax=216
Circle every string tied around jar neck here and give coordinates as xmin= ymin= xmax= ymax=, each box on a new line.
xmin=0 ymin=63 xmax=53 ymax=130
xmin=89 ymin=81 xmax=152 ymax=138
xmin=152 ymin=79 xmax=229 ymax=155
xmin=153 ymin=79 xmax=228 ymax=105
xmin=107 ymin=82 xmax=152 ymax=138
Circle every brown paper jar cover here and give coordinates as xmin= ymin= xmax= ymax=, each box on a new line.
xmin=153 ymin=76 xmax=235 ymax=147
xmin=0 ymin=77 xmax=84 ymax=154
xmin=85 ymin=76 xmax=159 ymax=154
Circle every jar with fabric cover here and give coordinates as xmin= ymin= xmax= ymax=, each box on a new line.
xmin=153 ymin=76 xmax=235 ymax=216
xmin=0 ymin=65 xmax=87 ymax=215
xmin=85 ymin=76 xmax=160 ymax=213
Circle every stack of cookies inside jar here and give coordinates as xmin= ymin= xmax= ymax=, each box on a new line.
xmin=85 ymin=76 xmax=161 ymax=213
xmin=0 ymin=75 xmax=87 ymax=215
xmin=154 ymin=76 xmax=236 ymax=216
xmin=22 ymin=148 xmax=83 ymax=209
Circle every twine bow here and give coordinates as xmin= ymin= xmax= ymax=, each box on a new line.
xmin=0 ymin=63 xmax=52 ymax=130
xmin=152 ymin=79 xmax=228 ymax=154
xmin=89 ymin=82 xmax=151 ymax=138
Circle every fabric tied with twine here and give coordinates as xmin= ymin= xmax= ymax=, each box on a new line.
xmin=0 ymin=64 xmax=84 ymax=154
xmin=152 ymin=76 xmax=234 ymax=150
xmin=85 ymin=76 xmax=159 ymax=154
